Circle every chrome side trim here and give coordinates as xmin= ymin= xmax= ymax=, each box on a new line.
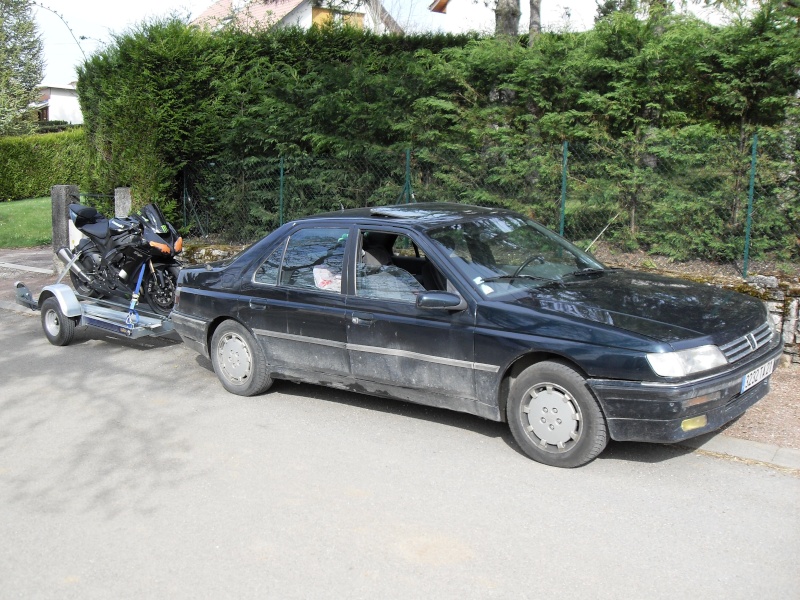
xmin=254 ymin=328 xmax=347 ymax=350
xmin=171 ymin=312 xmax=208 ymax=327
xmin=254 ymin=329 xmax=500 ymax=373
xmin=348 ymin=342 xmax=499 ymax=372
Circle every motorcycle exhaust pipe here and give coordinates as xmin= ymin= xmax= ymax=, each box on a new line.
xmin=56 ymin=247 xmax=91 ymax=283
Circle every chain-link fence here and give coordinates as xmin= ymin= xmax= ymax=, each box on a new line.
xmin=181 ymin=134 xmax=798 ymax=275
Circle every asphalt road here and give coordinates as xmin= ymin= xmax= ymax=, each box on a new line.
xmin=1 ymin=307 xmax=798 ymax=599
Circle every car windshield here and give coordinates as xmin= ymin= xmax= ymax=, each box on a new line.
xmin=427 ymin=215 xmax=606 ymax=298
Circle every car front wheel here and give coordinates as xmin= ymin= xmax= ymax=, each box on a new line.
xmin=210 ymin=320 xmax=273 ymax=396
xmin=507 ymin=361 xmax=607 ymax=468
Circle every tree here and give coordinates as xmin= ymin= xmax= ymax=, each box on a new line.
xmin=491 ymin=0 xmax=540 ymax=44
xmin=528 ymin=0 xmax=541 ymax=42
xmin=495 ymin=0 xmax=521 ymax=36
xmin=0 ymin=0 xmax=43 ymax=136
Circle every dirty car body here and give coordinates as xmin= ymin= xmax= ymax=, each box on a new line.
xmin=172 ymin=203 xmax=783 ymax=467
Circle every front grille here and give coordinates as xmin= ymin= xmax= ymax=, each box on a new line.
xmin=719 ymin=321 xmax=773 ymax=363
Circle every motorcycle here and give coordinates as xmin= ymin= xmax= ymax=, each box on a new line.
xmin=57 ymin=202 xmax=183 ymax=317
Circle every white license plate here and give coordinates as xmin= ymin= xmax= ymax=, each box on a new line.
xmin=741 ymin=359 xmax=775 ymax=393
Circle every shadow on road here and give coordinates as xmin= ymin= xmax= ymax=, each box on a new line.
xmin=231 ymin=377 xmax=698 ymax=467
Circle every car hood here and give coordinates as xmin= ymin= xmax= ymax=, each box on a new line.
xmin=509 ymin=270 xmax=766 ymax=344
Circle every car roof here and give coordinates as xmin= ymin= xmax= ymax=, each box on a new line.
xmin=303 ymin=202 xmax=509 ymax=230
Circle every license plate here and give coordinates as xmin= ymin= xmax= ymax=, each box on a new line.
xmin=741 ymin=359 xmax=775 ymax=393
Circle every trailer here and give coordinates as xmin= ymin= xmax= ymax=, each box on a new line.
xmin=15 ymin=281 xmax=174 ymax=346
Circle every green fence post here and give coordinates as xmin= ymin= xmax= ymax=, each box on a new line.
xmin=182 ymin=169 xmax=188 ymax=230
xmin=279 ymin=156 xmax=285 ymax=226
xmin=405 ymin=148 xmax=412 ymax=203
xmin=742 ymin=133 xmax=757 ymax=278
xmin=560 ymin=140 xmax=568 ymax=237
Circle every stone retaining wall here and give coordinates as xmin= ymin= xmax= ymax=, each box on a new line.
xmin=742 ymin=275 xmax=799 ymax=365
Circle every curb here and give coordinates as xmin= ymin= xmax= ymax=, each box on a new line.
xmin=678 ymin=432 xmax=800 ymax=471
xmin=0 ymin=261 xmax=54 ymax=275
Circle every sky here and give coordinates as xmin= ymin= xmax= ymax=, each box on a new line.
xmin=33 ymin=0 xmax=211 ymax=85
xmin=33 ymin=0 xmax=728 ymax=87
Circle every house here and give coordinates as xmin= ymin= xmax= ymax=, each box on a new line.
xmin=34 ymin=82 xmax=83 ymax=125
xmin=192 ymin=0 xmax=404 ymax=34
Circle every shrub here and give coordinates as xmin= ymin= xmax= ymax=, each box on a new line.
xmin=0 ymin=129 xmax=88 ymax=201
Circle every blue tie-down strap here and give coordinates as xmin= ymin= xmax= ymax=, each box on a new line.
xmin=126 ymin=303 xmax=140 ymax=327
xmin=126 ymin=265 xmax=147 ymax=327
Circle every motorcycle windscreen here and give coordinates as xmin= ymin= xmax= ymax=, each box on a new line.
xmin=138 ymin=204 xmax=170 ymax=235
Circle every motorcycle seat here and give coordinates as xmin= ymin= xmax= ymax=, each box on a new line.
xmin=82 ymin=218 xmax=111 ymax=240
xmin=69 ymin=203 xmax=102 ymax=227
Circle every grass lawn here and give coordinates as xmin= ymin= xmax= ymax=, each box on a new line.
xmin=0 ymin=197 xmax=52 ymax=248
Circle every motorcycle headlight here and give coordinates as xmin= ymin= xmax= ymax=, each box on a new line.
xmin=646 ymin=345 xmax=727 ymax=378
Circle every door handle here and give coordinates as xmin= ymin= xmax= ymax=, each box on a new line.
xmin=249 ymin=300 xmax=267 ymax=310
xmin=351 ymin=311 xmax=373 ymax=325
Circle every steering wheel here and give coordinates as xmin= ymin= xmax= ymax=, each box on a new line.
xmin=512 ymin=255 xmax=545 ymax=278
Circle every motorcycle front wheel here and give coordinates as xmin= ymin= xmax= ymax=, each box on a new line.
xmin=142 ymin=263 xmax=180 ymax=316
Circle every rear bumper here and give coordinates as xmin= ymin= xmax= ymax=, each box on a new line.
xmin=171 ymin=310 xmax=210 ymax=357
xmin=588 ymin=341 xmax=784 ymax=443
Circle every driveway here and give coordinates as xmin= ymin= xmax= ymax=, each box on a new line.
xmin=1 ymin=307 xmax=798 ymax=598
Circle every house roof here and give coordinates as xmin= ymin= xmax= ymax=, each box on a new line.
xmin=193 ymin=0 xmax=304 ymax=28
xmin=38 ymin=82 xmax=78 ymax=91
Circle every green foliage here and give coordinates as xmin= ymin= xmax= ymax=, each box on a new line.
xmin=0 ymin=196 xmax=51 ymax=247
xmin=76 ymin=7 xmax=800 ymax=260
xmin=0 ymin=0 xmax=44 ymax=136
xmin=0 ymin=128 xmax=87 ymax=201
xmin=77 ymin=19 xmax=473 ymax=220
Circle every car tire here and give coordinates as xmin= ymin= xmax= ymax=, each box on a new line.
xmin=40 ymin=297 xmax=77 ymax=347
xmin=507 ymin=360 xmax=607 ymax=468
xmin=210 ymin=320 xmax=273 ymax=396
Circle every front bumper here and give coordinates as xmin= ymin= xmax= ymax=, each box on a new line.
xmin=588 ymin=341 xmax=784 ymax=443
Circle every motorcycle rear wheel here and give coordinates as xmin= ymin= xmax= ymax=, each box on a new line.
xmin=68 ymin=255 xmax=99 ymax=297
xmin=143 ymin=263 xmax=180 ymax=316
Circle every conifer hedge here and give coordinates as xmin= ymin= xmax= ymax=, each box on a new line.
xmin=0 ymin=129 xmax=87 ymax=201
xmin=72 ymin=5 xmax=799 ymax=258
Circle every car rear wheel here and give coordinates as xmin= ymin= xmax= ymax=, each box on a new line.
xmin=210 ymin=320 xmax=273 ymax=396
xmin=507 ymin=361 xmax=607 ymax=468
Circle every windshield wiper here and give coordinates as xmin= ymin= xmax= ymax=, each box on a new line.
xmin=481 ymin=274 xmax=561 ymax=285
xmin=562 ymin=267 xmax=620 ymax=279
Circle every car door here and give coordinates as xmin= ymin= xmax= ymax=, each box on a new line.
xmin=345 ymin=227 xmax=479 ymax=409
xmin=239 ymin=225 xmax=352 ymax=381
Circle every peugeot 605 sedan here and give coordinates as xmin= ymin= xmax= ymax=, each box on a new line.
xmin=171 ymin=203 xmax=783 ymax=467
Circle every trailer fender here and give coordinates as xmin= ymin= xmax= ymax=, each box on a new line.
xmin=38 ymin=284 xmax=82 ymax=317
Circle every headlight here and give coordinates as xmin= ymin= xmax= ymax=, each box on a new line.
xmin=646 ymin=345 xmax=728 ymax=378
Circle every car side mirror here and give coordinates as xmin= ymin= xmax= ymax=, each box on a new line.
xmin=416 ymin=291 xmax=467 ymax=311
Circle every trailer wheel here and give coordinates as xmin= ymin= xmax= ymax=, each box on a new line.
xmin=40 ymin=297 xmax=77 ymax=346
